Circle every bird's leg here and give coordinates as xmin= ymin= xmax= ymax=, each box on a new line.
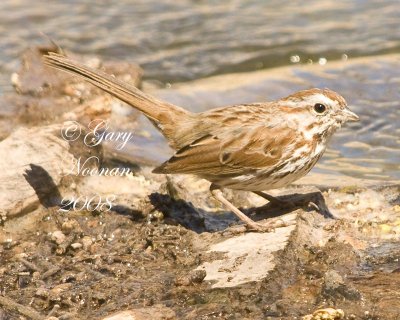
xmin=210 ymin=184 xmax=285 ymax=232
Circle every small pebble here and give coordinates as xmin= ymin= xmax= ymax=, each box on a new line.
xmin=71 ymin=243 xmax=83 ymax=249
xmin=81 ymin=236 xmax=93 ymax=250
xmin=51 ymin=231 xmax=66 ymax=245
xmin=62 ymin=220 xmax=81 ymax=234
xmin=35 ymin=287 xmax=50 ymax=299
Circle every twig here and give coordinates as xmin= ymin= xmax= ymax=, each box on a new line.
xmin=47 ymin=304 xmax=60 ymax=317
xmin=58 ymin=312 xmax=76 ymax=319
xmin=18 ymin=257 xmax=42 ymax=273
xmin=0 ymin=295 xmax=45 ymax=320
xmin=41 ymin=266 xmax=61 ymax=280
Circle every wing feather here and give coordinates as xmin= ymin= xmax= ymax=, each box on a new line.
xmin=153 ymin=125 xmax=296 ymax=176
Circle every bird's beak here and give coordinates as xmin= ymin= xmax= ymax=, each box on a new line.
xmin=342 ymin=107 xmax=359 ymax=122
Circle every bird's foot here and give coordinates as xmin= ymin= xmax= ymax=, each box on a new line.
xmin=245 ymin=217 xmax=289 ymax=233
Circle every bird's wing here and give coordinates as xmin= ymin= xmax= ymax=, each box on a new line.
xmin=153 ymin=125 xmax=298 ymax=176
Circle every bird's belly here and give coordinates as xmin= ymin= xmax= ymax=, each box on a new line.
xmin=209 ymin=153 xmax=323 ymax=191
xmin=213 ymin=172 xmax=302 ymax=191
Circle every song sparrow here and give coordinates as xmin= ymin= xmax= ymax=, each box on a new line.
xmin=44 ymin=53 xmax=359 ymax=232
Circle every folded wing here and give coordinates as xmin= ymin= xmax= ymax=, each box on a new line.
xmin=153 ymin=125 xmax=296 ymax=176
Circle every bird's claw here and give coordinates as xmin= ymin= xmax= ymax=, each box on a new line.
xmin=307 ymin=201 xmax=320 ymax=211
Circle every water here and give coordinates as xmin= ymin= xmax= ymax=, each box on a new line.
xmin=0 ymin=0 xmax=399 ymax=181
xmin=149 ymin=55 xmax=400 ymax=181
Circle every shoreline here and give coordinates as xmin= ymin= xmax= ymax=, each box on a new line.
xmin=0 ymin=46 xmax=399 ymax=320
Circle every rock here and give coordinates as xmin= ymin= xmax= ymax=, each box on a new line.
xmin=0 ymin=45 xmax=143 ymax=141
xmin=196 ymin=213 xmax=297 ymax=288
xmin=14 ymin=45 xmax=142 ymax=97
xmin=75 ymin=171 xmax=164 ymax=217
xmin=0 ymin=121 xmax=101 ymax=220
xmin=102 ymin=305 xmax=176 ymax=320
xmin=61 ymin=219 xmax=81 ymax=234
xmin=70 ymin=243 xmax=82 ymax=250
xmin=302 ymin=308 xmax=344 ymax=320
xmin=51 ymin=231 xmax=66 ymax=245
xmin=175 ymin=269 xmax=206 ymax=286
xmin=0 ymin=124 xmax=71 ymax=219
xmin=81 ymin=236 xmax=93 ymax=250
xmin=49 ymin=283 xmax=73 ymax=302
xmin=322 ymin=270 xmax=361 ymax=300
xmin=35 ymin=287 xmax=50 ymax=299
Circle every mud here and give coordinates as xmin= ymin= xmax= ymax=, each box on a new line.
xmin=1 ymin=183 xmax=400 ymax=319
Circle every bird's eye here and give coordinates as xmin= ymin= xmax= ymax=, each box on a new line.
xmin=313 ymin=103 xmax=326 ymax=114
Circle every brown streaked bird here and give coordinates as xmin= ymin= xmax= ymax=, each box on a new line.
xmin=44 ymin=53 xmax=359 ymax=232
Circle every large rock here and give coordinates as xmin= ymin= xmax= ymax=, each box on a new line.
xmin=0 ymin=122 xmax=101 ymax=220
xmin=196 ymin=215 xmax=297 ymax=288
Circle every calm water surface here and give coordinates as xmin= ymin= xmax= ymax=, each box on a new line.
xmin=0 ymin=0 xmax=398 ymax=180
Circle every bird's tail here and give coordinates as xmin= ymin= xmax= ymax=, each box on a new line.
xmin=43 ymin=53 xmax=190 ymax=143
